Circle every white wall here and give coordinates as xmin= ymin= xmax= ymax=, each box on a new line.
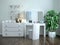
xmin=53 ymin=0 xmax=60 ymax=11
xmin=53 ymin=0 xmax=60 ymax=35
xmin=0 ymin=0 xmax=53 ymax=34
xmin=58 ymin=0 xmax=60 ymax=35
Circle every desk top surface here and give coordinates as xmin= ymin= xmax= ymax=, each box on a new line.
xmin=25 ymin=23 xmax=45 ymax=26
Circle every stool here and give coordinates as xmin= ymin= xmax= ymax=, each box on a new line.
xmin=28 ymin=29 xmax=32 ymax=39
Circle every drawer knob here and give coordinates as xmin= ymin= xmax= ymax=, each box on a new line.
xmin=5 ymin=29 xmax=7 ymax=31
xmin=18 ymin=25 xmax=21 ymax=27
xmin=18 ymin=29 xmax=20 ymax=31
xmin=5 ymin=25 xmax=7 ymax=27
xmin=5 ymin=33 xmax=7 ymax=35
xmin=19 ymin=33 xmax=20 ymax=35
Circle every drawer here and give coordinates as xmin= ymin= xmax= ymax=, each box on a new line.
xmin=3 ymin=23 xmax=23 ymax=28
xmin=3 ymin=23 xmax=18 ymax=28
xmin=4 ymin=28 xmax=23 ymax=32
xmin=3 ymin=32 xmax=24 ymax=37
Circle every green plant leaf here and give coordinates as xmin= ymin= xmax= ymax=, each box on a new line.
xmin=44 ymin=10 xmax=59 ymax=32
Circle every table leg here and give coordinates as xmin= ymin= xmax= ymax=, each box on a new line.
xmin=24 ymin=25 xmax=26 ymax=38
xmin=44 ymin=25 xmax=46 ymax=45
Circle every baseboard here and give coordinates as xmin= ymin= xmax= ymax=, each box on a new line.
xmin=56 ymin=33 xmax=60 ymax=36
xmin=46 ymin=34 xmax=60 ymax=37
xmin=56 ymin=34 xmax=60 ymax=37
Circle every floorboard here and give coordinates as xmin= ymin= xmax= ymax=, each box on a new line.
xmin=0 ymin=35 xmax=60 ymax=45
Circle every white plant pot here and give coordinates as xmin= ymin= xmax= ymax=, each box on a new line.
xmin=48 ymin=32 xmax=56 ymax=38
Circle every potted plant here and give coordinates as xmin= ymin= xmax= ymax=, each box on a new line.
xmin=44 ymin=10 xmax=59 ymax=38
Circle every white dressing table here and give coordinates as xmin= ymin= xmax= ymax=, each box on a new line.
xmin=25 ymin=23 xmax=46 ymax=40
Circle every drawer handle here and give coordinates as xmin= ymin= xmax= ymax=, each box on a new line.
xmin=18 ymin=25 xmax=21 ymax=27
xmin=19 ymin=33 xmax=20 ymax=35
xmin=5 ymin=25 xmax=7 ymax=27
xmin=18 ymin=29 xmax=21 ymax=31
xmin=4 ymin=25 xmax=7 ymax=28
xmin=5 ymin=29 xmax=7 ymax=31
xmin=5 ymin=33 xmax=7 ymax=35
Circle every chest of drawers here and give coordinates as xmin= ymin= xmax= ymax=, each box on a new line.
xmin=2 ymin=22 xmax=25 ymax=37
